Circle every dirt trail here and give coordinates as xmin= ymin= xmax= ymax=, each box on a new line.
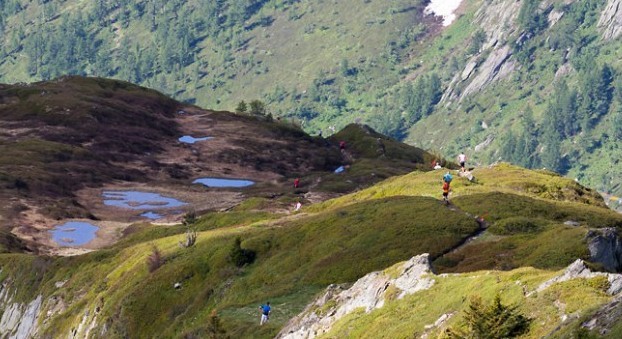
xmin=431 ymin=202 xmax=488 ymax=269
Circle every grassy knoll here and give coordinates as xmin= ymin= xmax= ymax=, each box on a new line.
xmin=314 ymin=163 xmax=605 ymax=211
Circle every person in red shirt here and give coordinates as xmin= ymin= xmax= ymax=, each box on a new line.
xmin=294 ymin=178 xmax=300 ymax=188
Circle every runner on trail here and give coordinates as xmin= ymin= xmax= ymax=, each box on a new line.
xmin=259 ymin=302 xmax=271 ymax=325
xmin=442 ymin=171 xmax=453 ymax=204
xmin=442 ymin=181 xmax=451 ymax=203
xmin=458 ymin=152 xmax=467 ymax=173
xmin=294 ymin=178 xmax=300 ymax=188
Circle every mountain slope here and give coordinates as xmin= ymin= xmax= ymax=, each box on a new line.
xmin=1 ymin=160 xmax=621 ymax=338
xmin=1 ymin=0 xmax=622 ymax=198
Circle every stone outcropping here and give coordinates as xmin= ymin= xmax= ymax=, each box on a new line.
xmin=276 ymin=254 xmax=434 ymax=339
xmin=599 ymin=0 xmax=622 ymax=40
xmin=535 ymin=259 xmax=622 ymax=295
xmin=586 ymin=228 xmax=622 ymax=272
xmin=460 ymin=45 xmax=515 ymax=100
xmin=0 ymin=283 xmax=42 ymax=339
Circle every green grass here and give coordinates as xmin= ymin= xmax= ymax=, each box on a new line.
xmin=1 ymin=163 xmax=620 ymax=337
xmin=322 ymin=265 xmax=611 ymax=339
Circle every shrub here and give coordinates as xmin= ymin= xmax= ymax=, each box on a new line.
xmin=229 ymin=237 xmax=256 ymax=267
xmin=146 ymin=245 xmax=164 ymax=272
xmin=445 ymin=295 xmax=530 ymax=338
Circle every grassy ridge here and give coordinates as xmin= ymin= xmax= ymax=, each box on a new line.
xmin=1 ymin=164 xmax=620 ymax=337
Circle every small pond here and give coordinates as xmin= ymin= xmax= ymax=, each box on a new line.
xmin=49 ymin=221 xmax=99 ymax=247
xmin=178 ymin=135 xmax=213 ymax=144
xmin=193 ymin=177 xmax=255 ymax=188
xmin=141 ymin=211 xmax=163 ymax=220
xmin=103 ymin=191 xmax=187 ymax=209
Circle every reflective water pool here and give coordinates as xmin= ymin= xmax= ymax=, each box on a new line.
xmin=49 ymin=222 xmax=99 ymax=246
xmin=141 ymin=211 xmax=162 ymax=220
xmin=178 ymin=135 xmax=213 ymax=144
xmin=103 ymin=191 xmax=187 ymax=209
xmin=192 ymin=177 xmax=255 ymax=188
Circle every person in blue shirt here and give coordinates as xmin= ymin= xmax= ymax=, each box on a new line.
xmin=259 ymin=302 xmax=271 ymax=325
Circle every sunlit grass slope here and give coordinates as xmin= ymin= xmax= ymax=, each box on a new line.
xmin=323 ymin=264 xmax=612 ymax=339
xmin=0 ymin=163 xmax=620 ymax=338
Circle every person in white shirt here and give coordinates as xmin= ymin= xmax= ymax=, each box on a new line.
xmin=458 ymin=152 xmax=467 ymax=172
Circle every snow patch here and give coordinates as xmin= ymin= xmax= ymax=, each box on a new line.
xmin=425 ymin=0 xmax=464 ymax=26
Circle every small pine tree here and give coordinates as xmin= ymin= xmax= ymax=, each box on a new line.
xmin=235 ymin=100 xmax=248 ymax=114
xmin=249 ymin=100 xmax=266 ymax=116
xmin=445 ymin=294 xmax=530 ymax=338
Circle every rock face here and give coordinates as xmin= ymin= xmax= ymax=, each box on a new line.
xmin=0 ymin=287 xmax=42 ymax=339
xmin=582 ymin=294 xmax=622 ymax=335
xmin=460 ymin=45 xmax=515 ymax=100
xmin=276 ymin=254 xmax=434 ymax=339
xmin=535 ymin=259 xmax=622 ymax=295
xmin=440 ymin=0 xmax=521 ymax=103
xmin=586 ymin=228 xmax=622 ymax=272
xmin=599 ymin=0 xmax=622 ymax=40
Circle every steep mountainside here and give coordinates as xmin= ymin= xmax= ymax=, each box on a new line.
xmin=1 ymin=0 xmax=621 ymax=199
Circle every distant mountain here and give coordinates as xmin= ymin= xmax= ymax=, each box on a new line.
xmin=1 ymin=0 xmax=622 ymax=197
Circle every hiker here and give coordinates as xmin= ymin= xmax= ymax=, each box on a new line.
xmin=294 ymin=201 xmax=302 ymax=211
xmin=443 ymin=171 xmax=453 ymax=184
xmin=442 ymin=180 xmax=451 ymax=203
xmin=442 ymin=172 xmax=453 ymax=204
xmin=294 ymin=178 xmax=300 ymax=188
xmin=339 ymin=140 xmax=346 ymax=150
xmin=458 ymin=152 xmax=467 ymax=172
xmin=433 ymin=161 xmax=442 ymax=170
xmin=259 ymin=302 xmax=271 ymax=325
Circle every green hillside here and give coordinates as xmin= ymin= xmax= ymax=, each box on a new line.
xmin=2 ymin=161 xmax=621 ymax=337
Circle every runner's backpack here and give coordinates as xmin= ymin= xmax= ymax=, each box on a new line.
xmin=443 ymin=172 xmax=453 ymax=183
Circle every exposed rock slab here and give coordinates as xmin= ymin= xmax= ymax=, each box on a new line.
xmin=535 ymin=259 xmax=622 ymax=295
xmin=277 ymin=254 xmax=434 ymax=339
xmin=460 ymin=45 xmax=515 ymax=99
xmin=0 ymin=295 xmax=42 ymax=339
xmin=599 ymin=0 xmax=622 ymax=40
xmin=587 ymin=228 xmax=622 ymax=272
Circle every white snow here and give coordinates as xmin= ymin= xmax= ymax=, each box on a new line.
xmin=425 ymin=0 xmax=464 ymax=26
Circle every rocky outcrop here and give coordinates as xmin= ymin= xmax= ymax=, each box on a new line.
xmin=440 ymin=0 xmax=522 ymax=103
xmin=0 ymin=292 xmax=42 ymax=339
xmin=534 ymin=259 xmax=622 ymax=295
xmin=586 ymin=228 xmax=622 ymax=272
xmin=581 ymin=294 xmax=622 ymax=335
xmin=460 ymin=45 xmax=515 ymax=100
xmin=277 ymin=254 xmax=434 ymax=339
xmin=599 ymin=0 xmax=622 ymax=40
